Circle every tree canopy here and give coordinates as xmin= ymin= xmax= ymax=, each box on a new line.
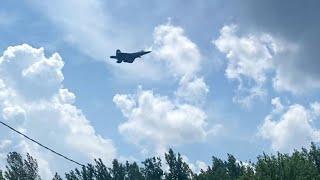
xmin=1 ymin=144 xmax=320 ymax=179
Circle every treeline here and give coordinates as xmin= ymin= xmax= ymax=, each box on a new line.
xmin=1 ymin=143 xmax=320 ymax=179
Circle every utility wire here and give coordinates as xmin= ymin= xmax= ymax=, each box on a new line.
xmin=0 ymin=120 xmax=85 ymax=167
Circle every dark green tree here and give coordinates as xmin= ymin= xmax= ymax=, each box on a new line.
xmin=0 ymin=170 xmax=4 ymax=180
xmin=238 ymin=162 xmax=255 ymax=180
xmin=94 ymin=158 xmax=112 ymax=180
xmin=309 ymin=142 xmax=320 ymax=174
xmin=141 ymin=157 xmax=163 ymax=180
xmin=77 ymin=164 xmax=95 ymax=180
xmin=226 ymin=154 xmax=243 ymax=179
xmin=125 ymin=161 xmax=143 ymax=180
xmin=110 ymin=159 xmax=126 ymax=180
xmin=65 ymin=170 xmax=78 ymax=180
xmin=6 ymin=143 xmax=320 ymax=180
xmin=254 ymin=149 xmax=320 ymax=180
xmin=4 ymin=152 xmax=40 ymax=180
xmin=165 ymin=148 xmax=192 ymax=180
xmin=195 ymin=156 xmax=228 ymax=180
xmin=52 ymin=173 xmax=63 ymax=180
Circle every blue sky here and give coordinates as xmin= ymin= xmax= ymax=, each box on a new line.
xmin=1 ymin=0 xmax=320 ymax=178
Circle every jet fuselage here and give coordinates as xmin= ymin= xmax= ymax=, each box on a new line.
xmin=110 ymin=49 xmax=151 ymax=63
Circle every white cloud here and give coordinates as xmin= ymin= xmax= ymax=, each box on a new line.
xmin=214 ymin=25 xmax=288 ymax=107
xmin=0 ymin=44 xmax=116 ymax=178
xmin=114 ymin=89 xmax=220 ymax=155
xmin=181 ymin=155 xmax=208 ymax=174
xmin=311 ymin=102 xmax=320 ymax=118
xmin=214 ymin=25 xmax=275 ymax=84
xmin=232 ymin=85 xmax=267 ymax=108
xmin=271 ymin=97 xmax=284 ymax=114
xmin=0 ymin=139 xmax=12 ymax=170
xmin=196 ymin=160 xmax=208 ymax=172
xmin=259 ymin=99 xmax=320 ymax=152
xmin=2 ymin=105 xmax=26 ymax=122
xmin=0 ymin=140 xmax=11 ymax=149
xmin=153 ymin=23 xmax=202 ymax=77
xmin=215 ymin=24 xmax=320 ymax=97
xmin=175 ymin=76 xmax=209 ymax=105
xmin=272 ymin=59 xmax=320 ymax=94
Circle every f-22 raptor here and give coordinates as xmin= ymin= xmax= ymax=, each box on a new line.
xmin=110 ymin=49 xmax=151 ymax=63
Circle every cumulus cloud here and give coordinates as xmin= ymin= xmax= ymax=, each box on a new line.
xmin=0 ymin=44 xmax=116 ymax=178
xmin=214 ymin=25 xmax=274 ymax=84
xmin=214 ymin=25 xmax=281 ymax=107
xmin=214 ymin=21 xmax=318 ymax=97
xmin=237 ymin=0 xmax=320 ymax=94
xmin=153 ymin=23 xmax=202 ymax=77
xmin=259 ymin=98 xmax=320 ymax=152
xmin=214 ymin=24 xmax=297 ymax=107
xmin=272 ymin=60 xmax=320 ymax=94
xmin=114 ymin=89 xmax=220 ymax=155
xmin=271 ymin=97 xmax=284 ymax=114
xmin=153 ymin=23 xmax=209 ymax=105
xmin=175 ymin=76 xmax=209 ymax=105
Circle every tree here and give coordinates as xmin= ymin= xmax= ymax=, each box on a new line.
xmin=195 ymin=156 xmax=228 ymax=180
xmin=0 ymin=170 xmax=4 ymax=180
xmin=309 ymin=142 xmax=320 ymax=174
xmin=226 ymin=154 xmax=243 ymax=179
xmin=238 ymin=162 xmax=255 ymax=180
xmin=94 ymin=158 xmax=112 ymax=180
xmin=125 ymin=161 xmax=144 ymax=180
xmin=6 ymin=143 xmax=320 ymax=179
xmin=52 ymin=173 xmax=63 ymax=180
xmin=4 ymin=152 xmax=40 ymax=180
xmin=165 ymin=148 xmax=192 ymax=180
xmin=75 ymin=164 xmax=95 ymax=180
xmin=65 ymin=170 xmax=78 ymax=180
xmin=110 ymin=159 xmax=126 ymax=180
xmin=141 ymin=157 xmax=163 ymax=180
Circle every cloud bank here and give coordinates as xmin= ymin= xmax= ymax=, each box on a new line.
xmin=259 ymin=98 xmax=320 ymax=152
xmin=0 ymin=44 xmax=116 ymax=178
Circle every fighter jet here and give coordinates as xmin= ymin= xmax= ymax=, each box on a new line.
xmin=110 ymin=49 xmax=151 ymax=63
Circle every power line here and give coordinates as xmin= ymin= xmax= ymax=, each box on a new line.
xmin=0 ymin=120 xmax=85 ymax=167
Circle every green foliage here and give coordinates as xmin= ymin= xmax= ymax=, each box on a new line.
xmin=52 ymin=173 xmax=63 ymax=180
xmin=4 ymin=152 xmax=40 ymax=180
xmin=3 ymin=143 xmax=320 ymax=179
xmin=125 ymin=161 xmax=144 ymax=180
xmin=141 ymin=157 xmax=163 ymax=180
xmin=194 ymin=155 xmax=245 ymax=180
xmin=255 ymin=150 xmax=319 ymax=180
xmin=226 ymin=154 xmax=244 ymax=179
xmin=0 ymin=170 xmax=4 ymax=180
xmin=65 ymin=160 xmax=112 ymax=180
xmin=93 ymin=158 xmax=112 ymax=180
xmin=165 ymin=148 xmax=193 ymax=180
xmin=110 ymin=159 xmax=126 ymax=180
